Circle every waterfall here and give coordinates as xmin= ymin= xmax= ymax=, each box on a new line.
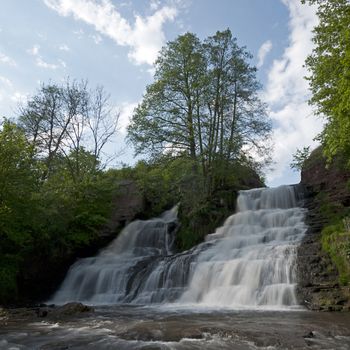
xmin=50 ymin=185 xmax=307 ymax=309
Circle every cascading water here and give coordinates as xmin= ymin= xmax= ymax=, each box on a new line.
xmin=50 ymin=185 xmax=307 ymax=309
xmin=180 ymin=185 xmax=306 ymax=308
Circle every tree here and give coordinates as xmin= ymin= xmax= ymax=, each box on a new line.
xmin=0 ymin=119 xmax=37 ymax=243
xmin=203 ymin=30 xmax=271 ymax=185
xmin=128 ymin=33 xmax=205 ymax=161
xmin=0 ymin=119 xmax=39 ymax=302
xmin=18 ymin=79 xmax=119 ymax=180
xmin=302 ymin=0 xmax=350 ymax=165
xmin=290 ymin=146 xmax=311 ymax=171
xmin=127 ymin=30 xmax=271 ymax=190
xmin=87 ymin=85 xmax=120 ymax=168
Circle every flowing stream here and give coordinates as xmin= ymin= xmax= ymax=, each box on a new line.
xmin=2 ymin=185 xmax=350 ymax=349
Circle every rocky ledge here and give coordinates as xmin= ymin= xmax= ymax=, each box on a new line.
xmin=296 ymin=147 xmax=350 ymax=311
xmin=0 ymin=302 xmax=94 ymax=326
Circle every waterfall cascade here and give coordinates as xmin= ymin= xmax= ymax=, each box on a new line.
xmin=50 ymin=185 xmax=307 ymax=309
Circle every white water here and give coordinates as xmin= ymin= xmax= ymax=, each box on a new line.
xmin=50 ymin=185 xmax=307 ymax=309
xmin=180 ymin=186 xmax=306 ymax=308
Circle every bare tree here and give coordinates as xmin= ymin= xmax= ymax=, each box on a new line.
xmin=87 ymin=85 xmax=120 ymax=168
xmin=18 ymin=79 xmax=120 ymax=180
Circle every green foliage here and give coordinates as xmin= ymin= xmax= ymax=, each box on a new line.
xmin=177 ymin=197 xmax=232 ymax=251
xmin=128 ymin=29 xmax=271 ymax=192
xmin=321 ymin=218 xmax=350 ymax=285
xmin=0 ymin=119 xmax=38 ymax=239
xmin=290 ymin=146 xmax=311 ymax=171
xmin=314 ymin=191 xmax=345 ymax=225
xmin=302 ymin=0 xmax=350 ymax=166
xmin=315 ymin=186 xmax=350 ymax=285
xmin=0 ymin=120 xmax=38 ymax=303
xmin=129 ymin=156 xmax=203 ymax=217
xmin=0 ymin=116 xmax=118 ymax=304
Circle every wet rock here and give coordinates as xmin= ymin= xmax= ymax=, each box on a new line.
xmin=118 ymin=321 xmax=203 ymax=342
xmin=303 ymin=330 xmax=315 ymax=338
xmin=0 ymin=307 xmax=8 ymax=326
xmin=36 ymin=307 xmax=49 ymax=317
xmin=49 ymin=302 xmax=94 ymax=317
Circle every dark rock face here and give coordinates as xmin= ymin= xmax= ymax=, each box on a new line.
xmin=296 ymin=193 xmax=348 ymax=311
xmin=296 ymin=147 xmax=350 ymax=311
xmin=99 ymin=180 xmax=145 ymax=243
xmin=301 ymin=147 xmax=350 ymax=206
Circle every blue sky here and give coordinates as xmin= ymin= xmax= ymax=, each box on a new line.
xmin=0 ymin=0 xmax=322 ymax=186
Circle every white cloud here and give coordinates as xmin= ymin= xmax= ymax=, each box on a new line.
xmin=27 ymin=44 xmax=63 ymax=70
xmin=0 ymin=76 xmax=13 ymax=88
xmin=0 ymin=76 xmax=12 ymax=102
xmin=0 ymin=76 xmax=27 ymax=110
xmin=150 ymin=0 xmax=161 ymax=11
xmin=257 ymin=40 xmax=272 ymax=68
xmin=11 ymin=91 xmax=28 ymax=103
xmin=36 ymin=57 xmax=59 ymax=70
xmin=58 ymin=59 xmax=67 ymax=68
xmin=59 ymin=44 xmax=70 ymax=51
xmin=27 ymin=45 xmax=40 ymax=56
xmin=37 ymin=32 xmax=47 ymax=40
xmin=73 ymin=28 xmax=85 ymax=38
xmin=264 ymin=0 xmax=321 ymax=185
xmin=119 ymin=101 xmax=138 ymax=133
xmin=91 ymin=34 xmax=102 ymax=44
xmin=43 ymin=0 xmax=178 ymax=65
xmin=0 ymin=52 xmax=17 ymax=67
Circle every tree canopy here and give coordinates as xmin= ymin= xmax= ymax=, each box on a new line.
xmin=302 ymin=0 xmax=350 ymax=165
xmin=127 ymin=30 xmax=272 ymax=190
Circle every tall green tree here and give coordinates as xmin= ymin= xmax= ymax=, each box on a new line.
xmin=127 ymin=30 xmax=271 ymax=190
xmin=128 ymin=33 xmax=206 ymax=161
xmin=302 ymin=0 xmax=350 ymax=165
xmin=203 ymin=30 xmax=271 ymax=178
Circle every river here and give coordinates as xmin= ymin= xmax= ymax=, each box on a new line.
xmin=1 ymin=305 xmax=350 ymax=349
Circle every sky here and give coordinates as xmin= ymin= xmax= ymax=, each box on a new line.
xmin=0 ymin=0 xmax=323 ymax=186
